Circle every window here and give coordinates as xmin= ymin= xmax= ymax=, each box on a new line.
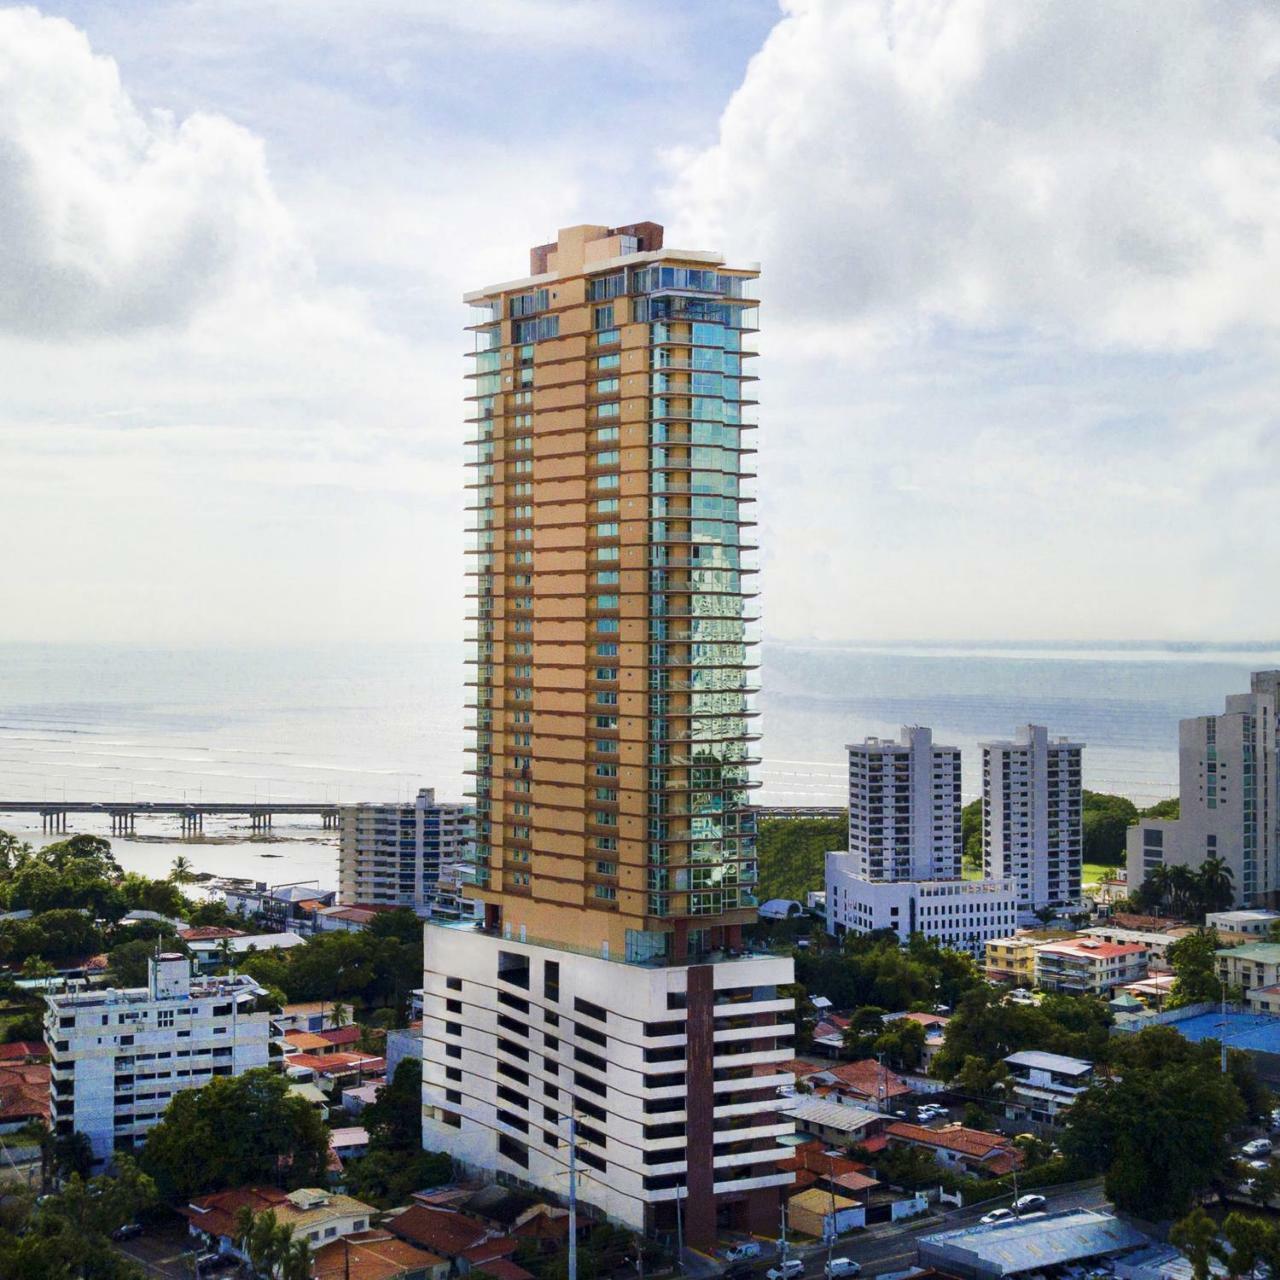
xmin=594 ymin=885 xmax=618 ymax=901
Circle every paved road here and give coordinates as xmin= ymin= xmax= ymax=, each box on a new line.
xmin=725 ymin=1179 xmax=1110 ymax=1279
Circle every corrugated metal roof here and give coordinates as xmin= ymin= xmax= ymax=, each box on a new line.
xmin=919 ymin=1209 xmax=1149 ymax=1276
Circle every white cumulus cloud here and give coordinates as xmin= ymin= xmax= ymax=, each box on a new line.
xmin=667 ymin=0 xmax=1280 ymax=349
xmin=0 ymin=5 xmax=305 ymax=337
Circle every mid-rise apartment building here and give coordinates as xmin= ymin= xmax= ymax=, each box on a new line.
xmin=846 ymin=727 xmax=962 ymax=881
xmin=826 ymin=726 xmax=1017 ymax=954
xmin=44 ymin=954 xmax=269 ymax=1165
xmin=339 ymin=788 xmax=473 ymax=918
xmin=982 ymin=725 xmax=1084 ymax=915
xmin=1033 ymin=938 xmax=1148 ymax=995
xmin=1127 ymin=672 xmax=1279 ymax=907
xmin=423 ymin=224 xmax=793 ymax=1249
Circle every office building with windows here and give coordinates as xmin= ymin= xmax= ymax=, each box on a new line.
xmin=339 ymin=788 xmax=474 ymax=918
xmin=1126 ymin=671 xmax=1279 ymax=907
xmin=982 ymin=725 xmax=1084 ymax=916
xmin=44 ymin=954 xmax=269 ymax=1166
xmin=420 ymin=223 xmax=794 ymax=1248
xmin=825 ymin=726 xmax=1017 ymax=954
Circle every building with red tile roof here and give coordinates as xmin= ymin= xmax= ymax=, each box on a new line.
xmin=319 ymin=1025 xmax=364 ymax=1048
xmin=0 ymin=1041 xmax=48 ymax=1062
xmin=387 ymin=1204 xmax=491 ymax=1259
xmin=181 ymin=1186 xmax=376 ymax=1251
xmin=809 ymin=1059 xmax=911 ymax=1108
xmin=884 ymin=1121 xmax=1023 ymax=1177
xmin=0 ymin=1061 xmax=50 ymax=1126
xmin=312 ymin=1230 xmax=448 ymax=1280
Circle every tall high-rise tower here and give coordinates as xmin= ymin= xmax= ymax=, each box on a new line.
xmin=422 ymin=225 xmax=794 ymax=1247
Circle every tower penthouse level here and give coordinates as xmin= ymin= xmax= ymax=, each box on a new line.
xmin=462 ymin=222 xmax=761 ymax=963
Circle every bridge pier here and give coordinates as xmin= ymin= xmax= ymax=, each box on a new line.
xmin=40 ymin=811 xmax=68 ymax=834
xmin=321 ymin=811 xmax=340 ymax=831
xmin=109 ymin=812 xmax=136 ymax=836
xmin=179 ymin=812 xmax=204 ymax=837
xmin=250 ymin=812 xmax=273 ymax=834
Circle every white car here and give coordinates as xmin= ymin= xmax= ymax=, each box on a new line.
xmin=1249 ymin=1159 xmax=1271 ymax=1171
xmin=825 ymin=1261 xmax=861 ymax=1279
xmin=767 ymin=1261 xmax=805 ymax=1280
xmin=1244 ymin=1138 xmax=1274 ymax=1157
xmin=981 ymin=1208 xmax=1016 ymax=1225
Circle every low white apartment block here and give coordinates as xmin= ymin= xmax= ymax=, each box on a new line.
xmin=983 ymin=724 xmax=1084 ymax=916
xmin=847 ymin=726 xmax=962 ymax=881
xmin=420 ymin=923 xmax=796 ymax=1238
xmin=1002 ymin=1050 xmax=1093 ymax=1125
xmin=339 ymin=788 xmax=474 ymax=918
xmin=824 ymin=855 xmax=1018 ymax=955
xmin=45 ymin=955 xmax=269 ymax=1165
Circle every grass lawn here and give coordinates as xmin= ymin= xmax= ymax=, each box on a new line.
xmin=1083 ymin=861 xmax=1121 ymax=887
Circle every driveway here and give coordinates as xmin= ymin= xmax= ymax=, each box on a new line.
xmin=115 ymin=1222 xmax=201 ymax=1280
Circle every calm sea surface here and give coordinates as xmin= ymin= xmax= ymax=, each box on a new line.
xmin=2 ymin=640 xmax=1277 ymax=890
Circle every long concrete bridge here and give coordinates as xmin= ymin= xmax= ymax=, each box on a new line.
xmin=0 ymin=801 xmax=342 ymax=836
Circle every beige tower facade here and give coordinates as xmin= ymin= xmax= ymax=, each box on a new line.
xmin=422 ymin=225 xmax=794 ymax=1249
xmin=462 ymin=222 xmax=761 ymax=962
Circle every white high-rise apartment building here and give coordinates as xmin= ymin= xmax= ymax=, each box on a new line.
xmin=982 ymin=725 xmax=1084 ymax=915
xmin=45 ymin=954 xmax=269 ymax=1166
xmin=1126 ymin=671 xmax=1279 ymax=907
xmin=847 ymin=726 xmax=962 ymax=881
xmin=826 ymin=726 xmax=1017 ymax=954
xmin=339 ymin=788 xmax=473 ymax=919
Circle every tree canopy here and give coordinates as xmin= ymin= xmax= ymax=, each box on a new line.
xmin=1061 ymin=1026 xmax=1260 ymax=1218
xmin=139 ymin=1069 xmax=329 ymax=1201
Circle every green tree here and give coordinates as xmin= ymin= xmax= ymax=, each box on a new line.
xmin=1167 ymin=928 xmax=1224 ymax=1006
xmin=1170 ymin=1205 xmax=1218 ymax=1280
xmin=756 ymin=816 xmax=848 ymax=901
xmin=1062 ymin=1039 xmax=1245 ymax=1218
xmin=961 ymin=799 xmax=983 ymax=869
xmin=1198 ymin=856 xmax=1236 ymax=916
xmin=169 ymin=855 xmax=194 ymax=883
xmin=873 ymin=1017 xmax=927 ymax=1069
xmin=139 ymin=1069 xmax=328 ymax=1201
xmin=344 ymin=1059 xmax=454 ymax=1207
xmin=108 ymin=938 xmax=165 ymax=988
xmin=1082 ymin=792 xmax=1139 ymax=866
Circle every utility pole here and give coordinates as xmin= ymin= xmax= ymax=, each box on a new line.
xmin=778 ymin=1198 xmax=789 ymax=1264
xmin=568 ymin=1114 xmax=578 ymax=1280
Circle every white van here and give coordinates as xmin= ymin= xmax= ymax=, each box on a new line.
xmin=825 ymin=1260 xmax=862 ymax=1278
xmin=724 ymin=1242 xmax=763 ymax=1263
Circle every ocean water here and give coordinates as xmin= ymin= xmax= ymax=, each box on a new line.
xmin=2 ymin=640 xmax=1277 ymax=891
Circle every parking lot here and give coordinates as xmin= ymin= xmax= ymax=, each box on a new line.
xmin=114 ymin=1221 xmax=200 ymax=1280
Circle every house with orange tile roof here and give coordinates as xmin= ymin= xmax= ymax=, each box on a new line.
xmin=884 ymin=1121 xmax=1023 ymax=1178
xmin=312 ymin=1229 xmax=449 ymax=1280
xmin=0 ymin=1061 xmax=50 ymax=1129
xmin=808 ymin=1059 xmax=912 ymax=1110
xmin=386 ymin=1204 xmax=492 ymax=1260
xmin=0 ymin=1041 xmax=48 ymax=1063
xmin=181 ymin=1186 xmax=376 ymax=1257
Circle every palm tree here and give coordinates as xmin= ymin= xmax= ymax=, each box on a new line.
xmin=170 ymin=855 xmax=194 ymax=883
xmin=1167 ymin=864 xmax=1198 ymax=919
xmin=1198 ymin=856 xmax=1235 ymax=915
xmin=1146 ymin=863 xmax=1173 ymax=912
xmin=234 ymin=1205 xmax=257 ymax=1267
xmin=281 ymin=1236 xmax=311 ymax=1280
xmin=217 ymin=936 xmax=236 ymax=971
xmin=330 ymin=1000 xmax=350 ymax=1029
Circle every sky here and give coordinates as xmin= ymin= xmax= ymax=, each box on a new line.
xmin=2 ymin=0 xmax=1279 ymax=646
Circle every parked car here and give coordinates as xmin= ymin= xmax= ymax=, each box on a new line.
xmin=1244 ymin=1138 xmax=1274 ymax=1157
xmin=825 ymin=1260 xmax=862 ymax=1278
xmin=1014 ymin=1195 xmax=1047 ymax=1215
xmin=110 ymin=1223 xmax=144 ymax=1241
xmin=917 ymin=1104 xmax=945 ymax=1120
xmin=1269 ymin=1107 xmax=1280 ymax=1128
xmin=724 ymin=1243 xmax=763 ymax=1263
xmin=767 ymin=1260 xmax=805 ymax=1280
xmin=981 ymin=1208 xmax=1016 ymax=1225
xmin=1248 ymin=1159 xmax=1271 ymax=1171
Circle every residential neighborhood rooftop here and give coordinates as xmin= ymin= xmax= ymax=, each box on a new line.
xmin=1004 ymin=1050 xmax=1093 ymax=1075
